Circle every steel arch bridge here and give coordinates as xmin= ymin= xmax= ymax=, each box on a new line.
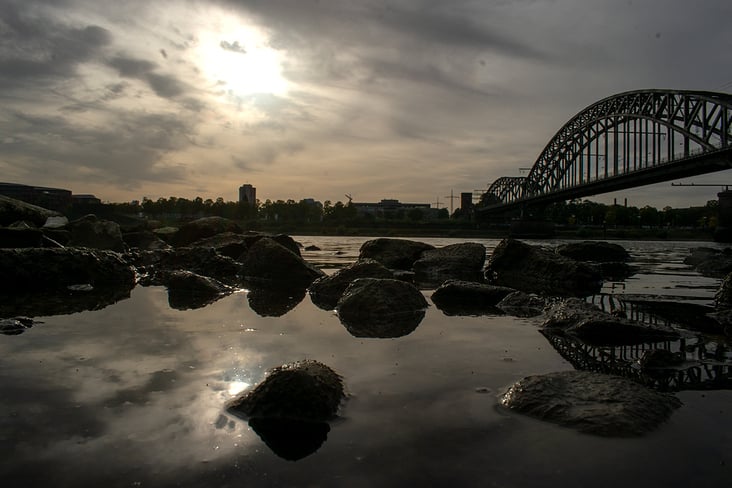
xmin=479 ymin=89 xmax=732 ymax=213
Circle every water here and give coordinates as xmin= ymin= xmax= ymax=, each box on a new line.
xmin=1 ymin=237 xmax=731 ymax=487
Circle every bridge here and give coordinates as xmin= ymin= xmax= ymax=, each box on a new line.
xmin=478 ymin=89 xmax=732 ymax=214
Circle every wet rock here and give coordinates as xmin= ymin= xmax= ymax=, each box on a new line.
xmin=619 ymin=297 xmax=721 ymax=334
xmin=413 ymin=242 xmax=486 ymax=286
xmin=133 ymin=247 xmax=243 ymax=286
xmin=598 ymin=261 xmax=634 ymax=281
xmin=227 ymin=359 xmax=345 ymax=422
xmin=500 ymin=370 xmax=681 ymax=436
xmin=0 ymin=284 xmax=133 ymax=318
xmin=241 ymin=237 xmax=324 ymax=287
xmin=247 ymin=285 xmax=306 ymax=317
xmin=165 ymin=270 xmax=232 ymax=310
xmin=486 ymin=239 xmax=603 ymax=297
xmin=336 ymin=278 xmax=428 ymax=338
xmin=122 ymin=230 xmax=171 ymax=251
xmin=715 ymin=271 xmax=732 ymax=310
xmin=556 ymin=241 xmax=630 ymax=262
xmin=43 ymin=216 xmax=69 ymax=229
xmin=358 ymin=237 xmax=435 ymax=270
xmin=152 ymin=226 xmax=179 ymax=242
xmin=68 ymin=214 xmax=126 ymax=252
xmin=0 ymin=317 xmax=39 ymax=335
xmin=171 ymin=216 xmax=242 ymax=247
xmin=308 ymin=259 xmax=394 ymax=310
xmin=0 ymin=194 xmax=62 ymax=227
xmin=304 ymin=245 xmax=321 ymax=251
xmin=496 ymin=291 xmax=550 ymax=318
xmin=0 ymin=227 xmax=43 ymax=248
xmin=543 ymin=298 xmax=679 ymax=345
xmin=638 ymin=349 xmax=684 ymax=370
xmin=0 ymin=247 xmax=135 ymax=293
xmin=188 ymin=231 xmax=252 ymax=259
xmin=430 ymin=280 xmax=514 ymax=316
xmin=684 ymin=247 xmax=732 ymax=278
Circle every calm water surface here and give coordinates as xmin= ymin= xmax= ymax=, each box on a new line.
xmin=1 ymin=237 xmax=731 ymax=487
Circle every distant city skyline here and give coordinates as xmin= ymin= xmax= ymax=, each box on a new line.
xmin=1 ymin=1 xmax=730 ymax=209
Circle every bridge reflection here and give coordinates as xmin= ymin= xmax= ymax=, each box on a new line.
xmin=542 ymin=294 xmax=732 ymax=392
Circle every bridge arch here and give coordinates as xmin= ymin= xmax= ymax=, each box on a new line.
xmin=483 ymin=90 xmax=732 ymax=209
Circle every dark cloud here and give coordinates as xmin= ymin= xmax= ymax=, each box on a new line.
xmin=107 ymin=56 xmax=185 ymax=98
xmin=220 ymin=40 xmax=246 ymax=54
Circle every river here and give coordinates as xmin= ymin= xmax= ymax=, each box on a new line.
xmin=1 ymin=237 xmax=730 ymax=487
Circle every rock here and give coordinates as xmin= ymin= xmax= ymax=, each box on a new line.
xmin=188 ymin=231 xmax=252 ymax=259
xmin=0 ymin=194 xmax=62 ymax=227
xmin=598 ymin=261 xmax=635 ymax=281
xmin=543 ymin=298 xmax=679 ymax=345
xmin=152 ymin=226 xmax=179 ymax=242
xmin=430 ymin=280 xmax=514 ymax=316
xmin=122 ymin=230 xmax=171 ymax=251
xmin=247 ymin=286 xmax=306 ymax=317
xmin=133 ymin=247 xmax=243 ymax=286
xmin=304 ymin=245 xmax=321 ymax=251
xmin=0 ymin=284 xmax=133 ymax=318
xmin=171 ymin=217 xmax=242 ymax=247
xmin=42 ymin=216 xmax=69 ymax=229
xmin=500 ymin=370 xmax=681 ymax=436
xmin=413 ymin=242 xmax=486 ymax=286
xmin=485 ymin=239 xmax=603 ymax=297
xmin=68 ymin=214 xmax=126 ymax=252
xmin=165 ymin=270 xmax=232 ymax=310
xmin=308 ymin=259 xmax=394 ymax=310
xmin=0 ymin=227 xmax=44 ymax=248
xmin=241 ymin=237 xmax=324 ymax=287
xmin=336 ymin=278 xmax=428 ymax=337
xmin=637 ymin=349 xmax=684 ymax=370
xmin=496 ymin=291 xmax=550 ymax=318
xmin=684 ymin=247 xmax=732 ymax=278
xmin=0 ymin=317 xmax=39 ymax=335
xmin=715 ymin=272 xmax=732 ymax=310
xmin=619 ymin=297 xmax=721 ymax=334
xmin=0 ymin=247 xmax=135 ymax=293
xmin=227 ymin=359 xmax=344 ymax=422
xmin=358 ymin=238 xmax=435 ymax=270
xmin=556 ymin=241 xmax=630 ymax=262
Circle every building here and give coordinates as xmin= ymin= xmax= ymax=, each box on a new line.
xmin=239 ymin=184 xmax=256 ymax=205
xmin=352 ymin=199 xmax=437 ymax=219
xmin=0 ymin=182 xmax=72 ymax=212
xmin=460 ymin=192 xmax=473 ymax=211
xmin=72 ymin=194 xmax=102 ymax=206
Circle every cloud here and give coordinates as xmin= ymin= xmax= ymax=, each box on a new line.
xmin=220 ymin=40 xmax=246 ymax=54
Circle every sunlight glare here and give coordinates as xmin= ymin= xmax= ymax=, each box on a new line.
xmin=196 ymin=14 xmax=288 ymax=97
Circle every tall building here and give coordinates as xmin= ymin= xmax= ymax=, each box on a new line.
xmin=239 ymin=184 xmax=256 ymax=205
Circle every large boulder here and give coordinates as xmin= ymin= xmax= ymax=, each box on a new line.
xmin=122 ymin=230 xmax=171 ymax=251
xmin=171 ymin=216 xmax=242 ymax=247
xmin=0 ymin=227 xmax=44 ymax=248
xmin=336 ymin=278 xmax=428 ymax=337
xmin=0 ymin=194 xmax=62 ymax=227
xmin=430 ymin=280 xmax=515 ymax=316
xmin=684 ymin=247 xmax=732 ymax=278
xmin=500 ymin=370 xmax=681 ymax=436
xmin=413 ymin=242 xmax=486 ymax=286
xmin=543 ymin=298 xmax=678 ymax=345
xmin=486 ymin=239 xmax=603 ymax=297
xmin=0 ymin=247 xmax=135 ymax=292
xmin=165 ymin=270 xmax=232 ymax=310
xmin=132 ymin=247 xmax=243 ymax=286
xmin=556 ymin=241 xmax=630 ymax=262
xmin=247 ymin=286 xmax=307 ymax=317
xmin=358 ymin=238 xmax=435 ymax=270
xmin=0 ymin=248 xmax=135 ymax=317
xmin=68 ymin=215 xmax=126 ymax=252
xmin=308 ymin=259 xmax=394 ymax=310
xmin=241 ymin=237 xmax=324 ymax=287
xmin=227 ymin=359 xmax=344 ymax=422
xmin=496 ymin=291 xmax=550 ymax=318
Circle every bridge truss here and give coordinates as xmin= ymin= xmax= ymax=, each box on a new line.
xmin=481 ymin=90 xmax=732 ymax=211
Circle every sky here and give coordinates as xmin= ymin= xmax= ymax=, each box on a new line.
xmin=1 ymin=0 xmax=731 ymax=209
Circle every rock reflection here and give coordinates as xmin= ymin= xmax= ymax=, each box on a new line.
xmin=248 ymin=417 xmax=330 ymax=461
xmin=338 ymin=310 xmax=425 ymax=338
xmin=246 ymin=286 xmax=306 ymax=317
xmin=0 ymin=284 xmax=133 ymax=319
xmin=540 ymin=329 xmax=732 ymax=391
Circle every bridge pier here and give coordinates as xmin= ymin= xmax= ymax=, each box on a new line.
xmin=715 ymin=190 xmax=732 ymax=242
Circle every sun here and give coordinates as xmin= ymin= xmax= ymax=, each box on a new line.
xmin=196 ymin=15 xmax=288 ymax=97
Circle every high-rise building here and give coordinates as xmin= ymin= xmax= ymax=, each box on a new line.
xmin=239 ymin=184 xmax=256 ymax=205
